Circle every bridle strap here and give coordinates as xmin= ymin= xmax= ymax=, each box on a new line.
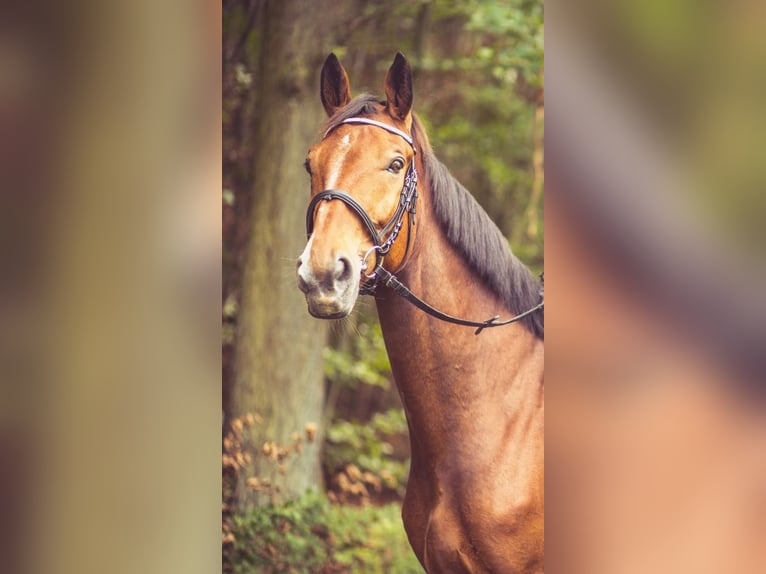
xmin=305 ymin=161 xmax=417 ymax=250
xmin=376 ymin=268 xmax=544 ymax=335
xmin=306 ymin=189 xmax=382 ymax=246
xmin=325 ymin=117 xmax=415 ymax=149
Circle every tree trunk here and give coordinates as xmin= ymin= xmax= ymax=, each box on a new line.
xmin=231 ymin=0 xmax=352 ymax=509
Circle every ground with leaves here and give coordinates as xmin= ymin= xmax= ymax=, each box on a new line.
xmin=223 ymin=492 xmax=422 ymax=574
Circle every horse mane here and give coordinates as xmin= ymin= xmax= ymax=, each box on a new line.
xmin=324 ymin=95 xmax=544 ymax=339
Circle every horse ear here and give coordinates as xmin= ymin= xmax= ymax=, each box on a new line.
xmin=384 ymin=52 xmax=413 ymax=121
xmin=320 ymin=53 xmax=352 ymax=117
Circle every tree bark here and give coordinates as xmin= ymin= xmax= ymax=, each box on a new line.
xmin=231 ymin=0 xmax=352 ymax=509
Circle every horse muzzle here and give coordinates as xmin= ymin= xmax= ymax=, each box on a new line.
xmin=296 ymin=249 xmax=360 ymax=319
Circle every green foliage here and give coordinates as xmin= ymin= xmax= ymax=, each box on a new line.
xmin=464 ymin=0 xmax=544 ymax=86
xmin=410 ymin=0 xmax=545 ymax=265
xmin=321 ymin=313 xmax=409 ymax=498
xmin=225 ymin=491 xmax=422 ymax=574
xmin=323 ymin=319 xmax=390 ymax=388
xmin=325 ymin=408 xmax=409 ymax=495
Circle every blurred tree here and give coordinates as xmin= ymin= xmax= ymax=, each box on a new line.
xmin=225 ymin=0 xmax=352 ymax=509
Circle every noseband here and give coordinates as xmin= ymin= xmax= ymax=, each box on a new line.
xmin=304 ymin=116 xmax=543 ymax=334
xmin=305 ymin=117 xmax=418 ymax=294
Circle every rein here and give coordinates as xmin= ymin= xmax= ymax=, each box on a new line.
xmin=377 ymin=268 xmax=544 ymax=335
xmin=305 ymin=116 xmax=544 ymax=334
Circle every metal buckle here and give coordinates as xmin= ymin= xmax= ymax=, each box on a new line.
xmin=360 ymin=245 xmax=382 ymax=279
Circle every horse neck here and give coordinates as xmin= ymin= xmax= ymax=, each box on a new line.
xmin=374 ymin=183 xmax=544 ymax=457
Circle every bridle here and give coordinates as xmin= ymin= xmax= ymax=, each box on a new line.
xmin=306 ymin=117 xmax=419 ymax=295
xmin=305 ymin=116 xmax=544 ymax=334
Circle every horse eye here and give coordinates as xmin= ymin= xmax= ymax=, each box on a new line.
xmin=303 ymin=158 xmax=312 ymax=175
xmin=388 ymin=158 xmax=405 ymax=173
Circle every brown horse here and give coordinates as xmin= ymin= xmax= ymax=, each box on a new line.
xmin=297 ymin=53 xmax=544 ymax=573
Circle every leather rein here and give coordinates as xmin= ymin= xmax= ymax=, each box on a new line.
xmin=305 ymin=116 xmax=544 ymax=335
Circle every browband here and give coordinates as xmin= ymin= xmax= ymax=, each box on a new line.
xmin=324 ymin=117 xmax=416 ymax=151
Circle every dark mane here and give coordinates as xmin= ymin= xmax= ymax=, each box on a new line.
xmin=327 ymin=95 xmax=544 ymax=339
xmin=412 ymin=116 xmax=544 ymax=339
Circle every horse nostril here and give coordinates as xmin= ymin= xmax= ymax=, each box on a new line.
xmin=334 ymin=256 xmax=352 ymax=282
xmin=297 ymin=273 xmax=310 ymax=294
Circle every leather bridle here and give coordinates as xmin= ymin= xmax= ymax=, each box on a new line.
xmin=304 ymin=116 xmax=543 ymax=334
xmin=305 ymin=117 xmax=418 ymax=295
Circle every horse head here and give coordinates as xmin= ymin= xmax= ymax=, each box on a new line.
xmin=297 ymin=53 xmax=417 ymax=318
